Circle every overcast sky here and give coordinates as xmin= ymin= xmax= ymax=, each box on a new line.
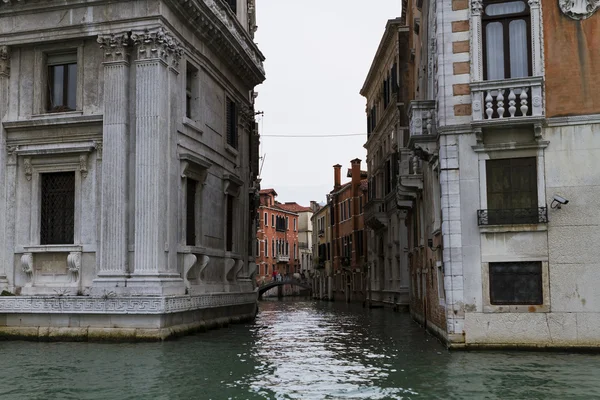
xmin=254 ymin=0 xmax=401 ymax=206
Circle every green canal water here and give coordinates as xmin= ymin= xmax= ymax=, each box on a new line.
xmin=1 ymin=300 xmax=599 ymax=399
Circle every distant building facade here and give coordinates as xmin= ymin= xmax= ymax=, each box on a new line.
xmin=361 ymin=18 xmax=412 ymax=309
xmin=0 ymin=0 xmax=264 ymax=340
xmin=255 ymin=189 xmax=300 ymax=281
xmin=329 ymin=160 xmax=368 ymax=302
xmin=311 ymin=203 xmax=332 ymax=300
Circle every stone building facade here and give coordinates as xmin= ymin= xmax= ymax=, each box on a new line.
xmin=361 ymin=18 xmax=412 ymax=309
xmin=311 ymin=202 xmax=332 ymax=300
xmin=329 ymin=160 xmax=368 ymax=302
xmin=255 ymin=189 xmax=300 ymax=280
xmin=0 ymin=0 xmax=264 ymax=340
xmin=390 ymin=0 xmax=600 ymax=348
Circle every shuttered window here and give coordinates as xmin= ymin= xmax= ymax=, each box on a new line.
xmin=226 ymin=98 xmax=238 ymax=149
xmin=489 ymin=261 xmax=542 ymax=304
xmin=41 ymin=172 xmax=75 ymax=245
xmin=226 ymin=195 xmax=234 ymax=251
xmin=186 ymin=179 xmax=197 ymax=246
xmin=487 ymin=157 xmax=537 ymax=209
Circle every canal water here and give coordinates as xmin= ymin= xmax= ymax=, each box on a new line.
xmin=1 ymin=300 xmax=599 ymax=399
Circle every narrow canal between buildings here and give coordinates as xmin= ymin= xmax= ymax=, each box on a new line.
xmin=1 ymin=299 xmax=600 ymax=399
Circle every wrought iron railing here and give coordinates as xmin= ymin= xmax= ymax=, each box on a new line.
xmin=477 ymin=207 xmax=548 ymax=226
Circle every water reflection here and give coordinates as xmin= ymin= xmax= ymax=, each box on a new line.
xmin=0 ymin=300 xmax=599 ymax=399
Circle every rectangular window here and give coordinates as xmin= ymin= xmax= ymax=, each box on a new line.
xmin=265 ymin=239 xmax=269 ymax=257
xmin=482 ymin=1 xmax=531 ymax=80
xmin=294 ymin=218 xmax=297 ymax=231
xmin=489 ymin=261 xmax=542 ymax=305
xmin=226 ymin=97 xmax=238 ymax=149
xmin=256 ymin=240 xmax=260 ymax=257
xmin=272 ymin=214 xmax=275 ymax=227
xmin=286 ymin=217 xmax=289 ymax=230
xmin=47 ymin=53 xmax=77 ymax=112
xmin=226 ymin=195 xmax=234 ymax=251
xmin=226 ymin=0 xmax=237 ymax=13
xmin=185 ymin=63 xmax=198 ymax=119
xmin=264 ymin=212 xmax=268 ymax=226
xmin=41 ymin=171 xmax=75 ymax=245
xmin=485 ymin=157 xmax=538 ymax=224
xmin=186 ymin=179 xmax=198 ymax=246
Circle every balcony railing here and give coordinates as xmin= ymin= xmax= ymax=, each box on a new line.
xmin=477 ymin=207 xmax=548 ymax=226
xmin=471 ymin=77 xmax=543 ymax=124
xmin=408 ymin=100 xmax=436 ymax=137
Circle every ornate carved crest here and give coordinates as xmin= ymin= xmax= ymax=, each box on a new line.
xmin=559 ymin=0 xmax=600 ymax=20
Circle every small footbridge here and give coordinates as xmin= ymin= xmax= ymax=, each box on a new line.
xmin=257 ymin=278 xmax=312 ymax=298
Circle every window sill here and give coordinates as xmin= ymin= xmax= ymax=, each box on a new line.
xmin=225 ymin=144 xmax=239 ymax=157
xmin=182 ymin=117 xmax=203 ymax=135
xmin=23 ymin=245 xmax=83 ymax=253
xmin=483 ymin=304 xmax=549 ymax=313
xmin=479 ymin=223 xmax=548 ymax=233
xmin=178 ymin=245 xmax=207 ymax=254
xmin=33 ymin=110 xmax=83 ymax=119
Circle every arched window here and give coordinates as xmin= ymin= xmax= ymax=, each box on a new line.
xmin=482 ymin=0 xmax=531 ymax=80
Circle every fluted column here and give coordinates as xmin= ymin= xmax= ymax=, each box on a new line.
xmin=131 ymin=27 xmax=182 ymax=277
xmin=0 ymin=46 xmax=10 ymax=287
xmin=95 ymin=33 xmax=131 ymax=283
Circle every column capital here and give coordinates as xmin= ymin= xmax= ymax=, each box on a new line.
xmin=0 ymin=45 xmax=10 ymax=77
xmin=471 ymin=0 xmax=483 ymax=16
xmin=97 ymin=32 xmax=132 ymax=64
xmin=131 ymin=27 xmax=183 ymax=68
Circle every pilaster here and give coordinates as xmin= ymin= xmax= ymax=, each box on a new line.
xmin=95 ymin=33 xmax=131 ymax=286
xmin=0 ymin=46 xmax=10 ymax=288
xmin=129 ymin=27 xmax=183 ymax=293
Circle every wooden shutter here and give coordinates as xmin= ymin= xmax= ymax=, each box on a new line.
xmin=486 ymin=157 xmax=537 ymax=210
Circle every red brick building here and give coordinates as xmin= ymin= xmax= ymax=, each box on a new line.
xmin=255 ymin=189 xmax=299 ymax=281
xmin=329 ymin=159 xmax=368 ymax=302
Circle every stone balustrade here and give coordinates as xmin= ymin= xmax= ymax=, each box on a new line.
xmin=471 ymin=76 xmax=544 ymax=124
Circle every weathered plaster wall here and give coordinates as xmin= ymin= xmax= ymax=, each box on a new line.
xmin=543 ymin=1 xmax=600 ymax=117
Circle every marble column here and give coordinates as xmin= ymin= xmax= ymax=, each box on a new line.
xmin=0 ymin=46 xmax=9 ymax=288
xmin=129 ymin=27 xmax=183 ymax=293
xmin=95 ymin=33 xmax=131 ymax=286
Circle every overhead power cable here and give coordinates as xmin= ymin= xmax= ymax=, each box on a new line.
xmin=260 ymin=133 xmax=366 ymax=138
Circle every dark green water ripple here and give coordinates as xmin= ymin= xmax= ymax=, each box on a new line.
xmin=0 ymin=300 xmax=599 ymax=399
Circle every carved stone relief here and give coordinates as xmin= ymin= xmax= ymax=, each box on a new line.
xmin=67 ymin=251 xmax=81 ymax=283
xmin=559 ymin=0 xmax=600 ymax=19
xmin=131 ymin=27 xmax=183 ymax=66
xmin=97 ymin=32 xmax=132 ymax=63
xmin=21 ymin=253 xmax=33 ymax=284
xmin=0 ymin=45 xmax=9 ymax=77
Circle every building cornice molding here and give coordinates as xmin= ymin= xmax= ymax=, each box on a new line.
xmin=546 ymin=113 xmax=600 ymax=127
xmin=361 ymin=20 xmax=408 ymax=96
xmin=166 ymin=0 xmax=265 ymax=86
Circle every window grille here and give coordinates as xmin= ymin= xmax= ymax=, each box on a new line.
xmin=41 ymin=171 xmax=75 ymax=245
xmin=489 ymin=261 xmax=542 ymax=304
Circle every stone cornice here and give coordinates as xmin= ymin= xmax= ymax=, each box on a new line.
xmin=167 ymin=0 xmax=265 ymax=86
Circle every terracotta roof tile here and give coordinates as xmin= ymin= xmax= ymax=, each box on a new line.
xmin=278 ymin=202 xmax=312 ymax=213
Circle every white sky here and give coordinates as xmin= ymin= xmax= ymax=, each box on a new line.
xmin=254 ymin=0 xmax=401 ymax=206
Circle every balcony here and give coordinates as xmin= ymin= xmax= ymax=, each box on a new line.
xmin=408 ymin=100 xmax=436 ymax=137
xmin=276 ymin=254 xmax=290 ymax=263
xmin=471 ymin=76 xmax=543 ymax=126
xmin=477 ymin=207 xmax=548 ymax=226
xmin=364 ymin=199 xmax=387 ymax=230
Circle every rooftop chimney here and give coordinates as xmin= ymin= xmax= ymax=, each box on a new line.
xmin=351 ymin=158 xmax=362 ymax=190
xmin=333 ymin=164 xmax=342 ymax=189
